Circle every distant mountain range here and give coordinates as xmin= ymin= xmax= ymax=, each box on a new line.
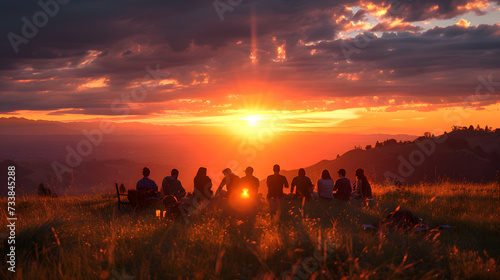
xmin=0 ymin=117 xmax=203 ymax=135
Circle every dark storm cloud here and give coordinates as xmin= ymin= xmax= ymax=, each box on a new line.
xmin=1 ymin=0 xmax=499 ymax=114
xmin=3 ymin=0 xmax=493 ymax=57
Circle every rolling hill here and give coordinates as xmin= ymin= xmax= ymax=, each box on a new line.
xmin=278 ymin=129 xmax=500 ymax=186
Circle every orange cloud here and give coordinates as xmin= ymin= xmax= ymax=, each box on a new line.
xmin=78 ymin=50 xmax=103 ymax=68
xmin=459 ymin=0 xmax=490 ymax=12
xmin=361 ymin=2 xmax=389 ymax=17
xmin=370 ymin=19 xmax=423 ymax=32
xmin=341 ymin=21 xmax=374 ymax=34
xmin=456 ymin=19 xmax=471 ymax=28
xmin=77 ymin=77 xmax=108 ymax=91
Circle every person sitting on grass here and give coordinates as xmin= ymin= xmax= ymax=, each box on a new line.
xmin=266 ymin=164 xmax=289 ymax=215
xmin=136 ymin=167 xmax=159 ymax=192
xmin=193 ymin=167 xmax=213 ymax=200
xmin=216 ymin=168 xmax=241 ymax=199
xmin=333 ymin=169 xmax=351 ymax=201
xmin=162 ymin=168 xmax=186 ymax=201
xmin=317 ymin=169 xmax=334 ymax=200
xmin=351 ymin=168 xmax=373 ymax=200
xmin=291 ymin=168 xmax=314 ymax=201
xmin=240 ymin=166 xmax=259 ymax=199
xmin=130 ymin=167 xmax=159 ymax=208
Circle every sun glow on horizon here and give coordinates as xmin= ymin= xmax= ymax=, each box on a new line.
xmin=243 ymin=115 xmax=264 ymax=126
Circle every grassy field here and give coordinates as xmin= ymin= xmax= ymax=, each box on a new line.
xmin=1 ymin=182 xmax=499 ymax=279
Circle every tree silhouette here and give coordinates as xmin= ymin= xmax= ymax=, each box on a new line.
xmin=383 ymin=139 xmax=398 ymax=146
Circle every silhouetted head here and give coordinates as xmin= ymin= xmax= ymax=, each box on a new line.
xmin=171 ymin=169 xmax=179 ymax=177
xmin=245 ymin=166 xmax=254 ymax=175
xmin=273 ymin=164 xmax=280 ymax=174
xmin=298 ymin=168 xmax=305 ymax=176
xmin=355 ymin=168 xmax=365 ymax=179
xmin=196 ymin=167 xmax=207 ymax=177
xmin=142 ymin=167 xmax=150 ymax=177
xmin=337 ymin=169 xmax=346 ymax=177
xmin=321 ymin=169 xmax=331 ymax=180
xmin=222 ymin=168 xmax=232 ymax=176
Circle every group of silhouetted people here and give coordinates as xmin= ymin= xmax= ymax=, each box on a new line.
xmin=312 ymin=168 xmax=372 ymax=201
xmin=134 ymin=164 xmax=373 ymax=216
xmin=266 ymin=165 xmax=373 ymax=215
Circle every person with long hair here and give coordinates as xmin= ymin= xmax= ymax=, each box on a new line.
xmin=317 ymin=169 xmax=334 ymax=200
xmin=193 ymin=167 xmax=213 ymax=199
xmin=352 ymin=168 xmax=372 ymax=200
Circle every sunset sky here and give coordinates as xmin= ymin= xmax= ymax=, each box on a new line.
xmin=2 ymin=0 xmax=500 ymax=136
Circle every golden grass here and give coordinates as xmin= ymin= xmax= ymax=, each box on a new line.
xmin=1 ymin=182 xmax=499 ymax=279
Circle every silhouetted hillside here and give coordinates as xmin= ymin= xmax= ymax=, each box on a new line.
xmin=279 ymin=129 xmax=500 ymax=185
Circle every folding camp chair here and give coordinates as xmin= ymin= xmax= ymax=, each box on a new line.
xmin=115 ymin=183 xmax=132 ymax=212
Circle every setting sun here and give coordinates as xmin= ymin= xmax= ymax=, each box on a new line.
xmin=243 ymin=115 xmax=263 ymax=126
